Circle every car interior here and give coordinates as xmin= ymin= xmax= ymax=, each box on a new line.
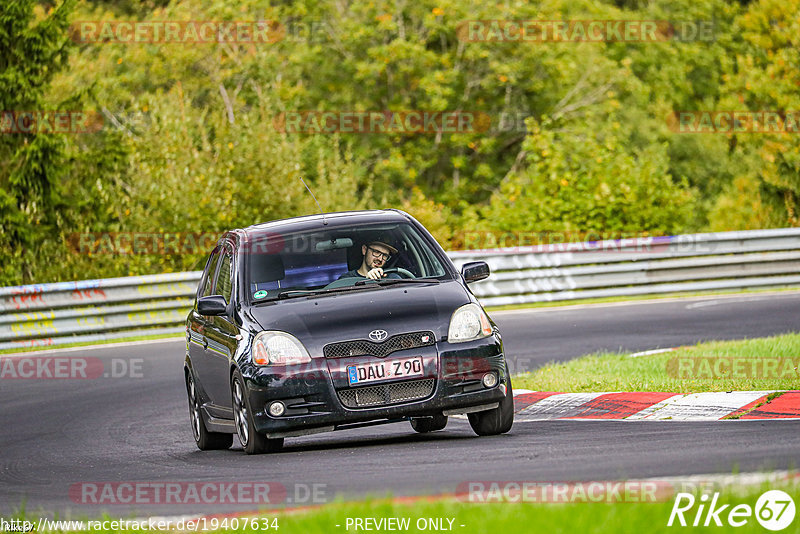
xmin=246 ymin=224 xmax=448 ymax=299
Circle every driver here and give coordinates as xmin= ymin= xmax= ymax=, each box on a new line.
xmin=339 ymin=240 xmax=402 ymax=281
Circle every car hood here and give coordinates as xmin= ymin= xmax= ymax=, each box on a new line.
xmin=248 ymin=280 xmax=472 ymax=357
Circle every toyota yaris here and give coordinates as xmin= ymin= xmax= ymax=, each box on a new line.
xmin=184 ymin=209 xmax=513 ymax=454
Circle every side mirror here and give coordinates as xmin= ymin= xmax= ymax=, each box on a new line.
xmin=197 ymin=295 xmax=228 ymax=316
xmin=461 ymin=261 xmax=490 ymax=283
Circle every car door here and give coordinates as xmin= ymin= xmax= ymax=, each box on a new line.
xmin=189 ymin=247 xmax=220 ymax=407
xmin=202 ymin=243 xmax=240 ymax=415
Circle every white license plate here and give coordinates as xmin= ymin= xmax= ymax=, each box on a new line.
xmin=347 ymin=356 xmax=424 ymax=385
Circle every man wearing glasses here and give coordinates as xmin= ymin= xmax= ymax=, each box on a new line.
xmin=339 ymin=240 xmax=402 ymax=281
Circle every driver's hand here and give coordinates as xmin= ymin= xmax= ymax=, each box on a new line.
xmin=366 ymin=268 xmax=385 ymax=280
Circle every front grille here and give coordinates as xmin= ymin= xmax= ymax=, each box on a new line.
xmin=337 ymin=378 xmax=435 ymax=409
xmin=324 ymin=331 xmax=435 ymax=359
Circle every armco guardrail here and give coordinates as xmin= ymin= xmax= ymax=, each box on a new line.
xmin=448 ymin=227 xmax=800 ymax=307
xmin=0 ymin=273 xmax=201 ymax=351
xmin=1 ymin=228 xmax=799 ymax=351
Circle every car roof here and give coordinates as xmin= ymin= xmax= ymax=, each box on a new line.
xmin=230 ymin=209 xmax=413 ymax=244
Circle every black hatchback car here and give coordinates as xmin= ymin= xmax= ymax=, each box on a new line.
xmin=184 ymin=209 xmax=513 ymax=454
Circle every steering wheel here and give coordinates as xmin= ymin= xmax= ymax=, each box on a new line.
xmin=382 ymin=267 xmax=415 ymax=279
xmin=324 ymin=268 xmax=415 ymax=289
xmin=354 ymin=267 xmax=417 ymax=285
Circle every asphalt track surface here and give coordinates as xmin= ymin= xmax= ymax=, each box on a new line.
xmin=1 ymin=291 xmax=799 ymax=518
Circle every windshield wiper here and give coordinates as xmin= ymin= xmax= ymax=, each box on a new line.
xmin=275 ymin=284 xmax=381 ymax=299
xmin=263 ymin=278 xmax=439 ymax=301
xmin=275 ymin=290 xmax=320 ymax=299
xmin=355 ymin=278 xmax=441 ymax=286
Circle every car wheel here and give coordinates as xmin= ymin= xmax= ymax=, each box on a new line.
xmin=186 ymin=372 xmax=233 ymax=450
xmin=410 ymin=414 xmax=448 ymax=433
xmin=468 ymin=369 xmax=514 ymax=436
xmin=231 ymin=370 xmax=284 ymax=455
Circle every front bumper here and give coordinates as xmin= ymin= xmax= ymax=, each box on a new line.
xmin=239 ymin=334 xmax=508 ymax=438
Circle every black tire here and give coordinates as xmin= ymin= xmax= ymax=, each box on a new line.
xmin=410 ymin=414 xmax=448 ymax=433
xmin=186 ymin=372 xmax=233 ymax=450
xmin=468 ymin=372 xmax=514 ymax=436
xmin=231 ymin=370 xmax=284 ymax=455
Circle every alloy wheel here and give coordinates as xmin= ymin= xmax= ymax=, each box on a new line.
xmin=233 ymin=379 xmax=249 ymax=446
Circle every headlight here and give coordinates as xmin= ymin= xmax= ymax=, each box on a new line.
xmin=252 ymin=331 xmax=312 ymax=365
xmin=447 ymin=303 xmax=493 ymax=343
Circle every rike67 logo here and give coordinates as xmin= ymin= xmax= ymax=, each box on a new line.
xmin=668 ymin=490 xmax=795 ymax=531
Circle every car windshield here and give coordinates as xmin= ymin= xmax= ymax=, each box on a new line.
xmin=246 ymin=222 xmax=450 ymax=303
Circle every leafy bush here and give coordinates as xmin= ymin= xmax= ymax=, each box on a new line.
xmin=2 ymin=0 xmax=798 ymax=284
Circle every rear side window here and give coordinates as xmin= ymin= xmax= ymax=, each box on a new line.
xmin=216 ymin=248 xmax=234 ymax=303
xmin=200 ymin=248 xmax=221 ymax=298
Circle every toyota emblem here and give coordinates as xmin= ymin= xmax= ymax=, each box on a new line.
xmin=369 ymin=329 xmax=388 ymax=342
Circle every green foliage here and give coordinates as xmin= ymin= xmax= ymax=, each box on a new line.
xmin=706 ymin=0 xmax=800 ymax=229
xmin=0 ymin=0 xmax=74 ymax=284
xmin=114 ymin=85 xmax=373 ymax=275
xmin=0 ymin=0 xmax=138 ymax=285
xmin=475 ymin=113 xmax=696 ymax=235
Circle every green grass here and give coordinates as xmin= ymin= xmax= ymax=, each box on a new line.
xmin=512 ymin=333 xmax=800 ymax=393
xmin=15 ymin=481 xmax=800 ymax=533
xmin=265 ymin=488 xmax=800 ymax=534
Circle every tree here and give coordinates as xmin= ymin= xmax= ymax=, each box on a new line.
xmin=0 ymin=0 xmax=74 ymax=284
xmin=473 ymin=111 xmax=696 ymax=237
xmin=708 ymin=0 xmax=800 ymax=229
